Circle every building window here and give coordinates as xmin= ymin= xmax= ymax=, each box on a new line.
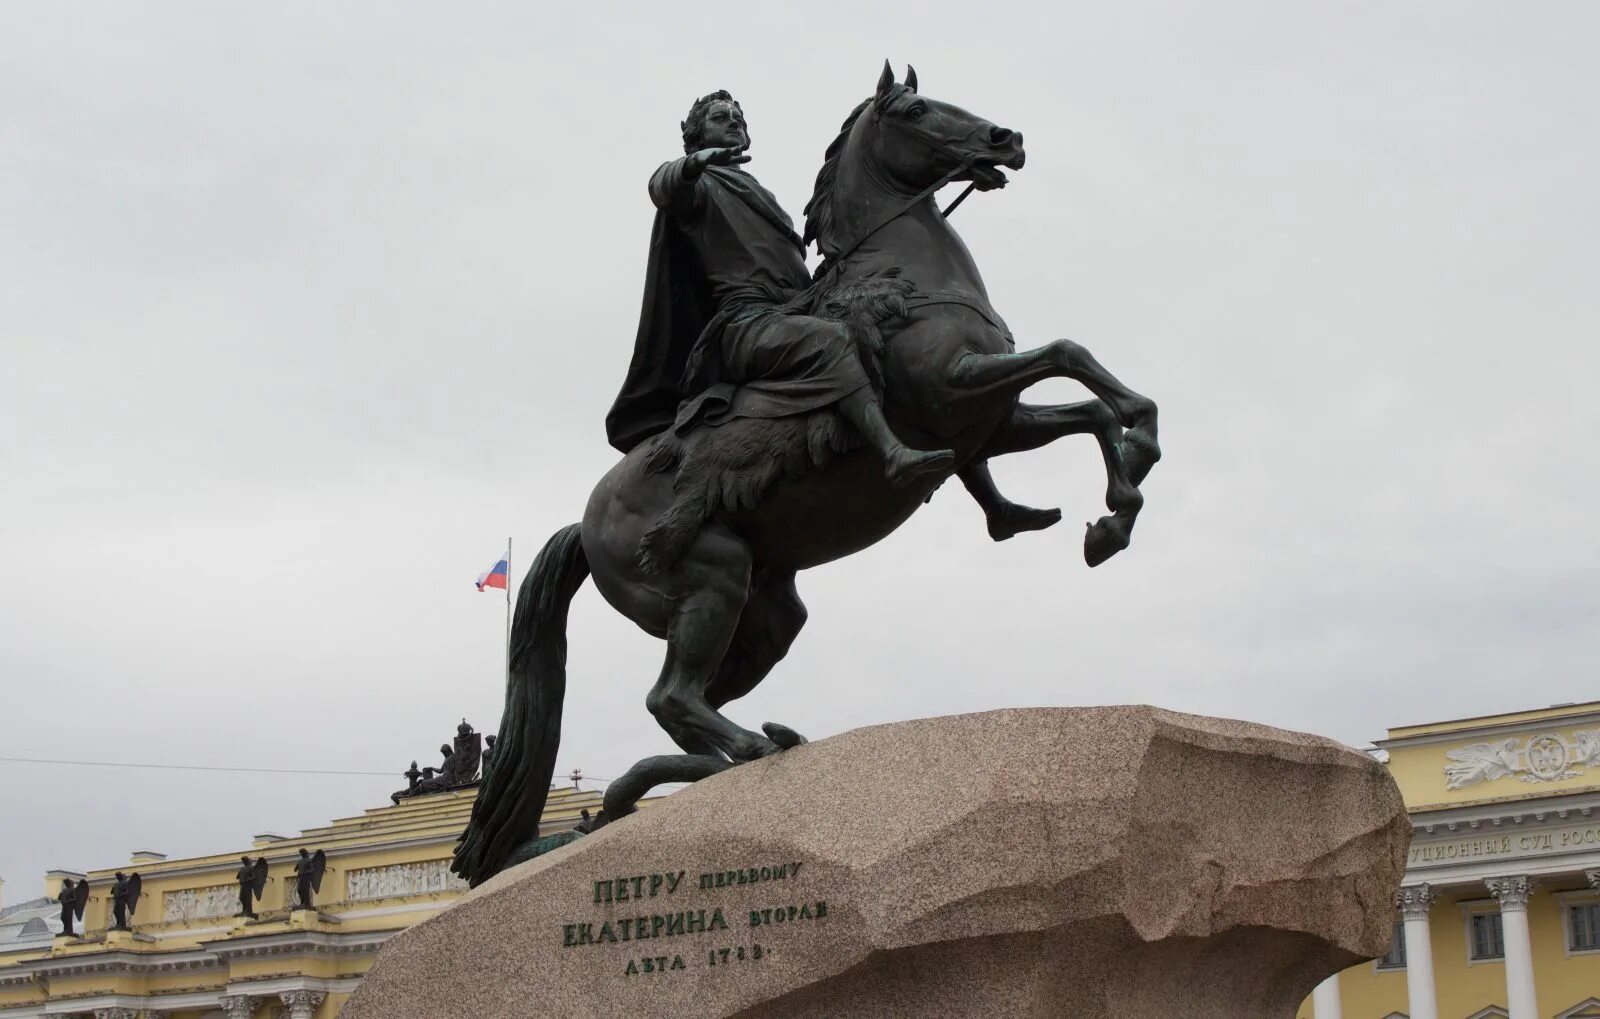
xmin=1471 ymin=911 xmax=1505 ymax=960
xmin=1570 ymin=902 xmax=1600 ymax=952
xmin=1377 ymin=920 xmax=1407 ymax=969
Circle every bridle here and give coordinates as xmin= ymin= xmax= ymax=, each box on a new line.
xmin=880 ymin=110 xmax=991 ymax=219
xmin=815 ymin=102 xmax=994 ymax=280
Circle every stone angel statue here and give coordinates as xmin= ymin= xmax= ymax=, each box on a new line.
xmin=110 ymin=871 xmax=141 ymax=930
xmin=1443 ymin=739 xmax=1519 ymax=790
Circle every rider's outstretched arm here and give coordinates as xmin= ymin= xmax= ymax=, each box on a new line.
xmin=649 ymin=146 xmax=749 ymax=214
xmin=649 ymin=156 xmax=705 ymax=214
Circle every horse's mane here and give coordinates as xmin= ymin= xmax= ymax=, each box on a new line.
xmin=802 ymin=96 xmax=874 ymax=262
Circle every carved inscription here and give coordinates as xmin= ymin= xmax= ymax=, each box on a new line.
xmin=563 ymin=860 xmax=828 ymax=977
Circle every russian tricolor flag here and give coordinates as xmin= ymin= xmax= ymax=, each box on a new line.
xmin=475 ymin=550 xmax=510 ymax=592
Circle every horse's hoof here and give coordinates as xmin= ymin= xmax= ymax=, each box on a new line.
xmin=728 ymin=733 xmax=784 ymax=763
xmin=1084 ymin=514 xmax=1134 ymax=567
xmin=1121 ymin=429 xmax=1161 ymax=487
xmin=988 ymin=504 xmax=1062 ymax=542
xmin=762 ymin=722 xmax=808 ymax=749
xmin=886 ymin=447 xmax=955 ymax=489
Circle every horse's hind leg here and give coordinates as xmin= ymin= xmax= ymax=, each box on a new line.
xmin=977 ymin=399 xmax=1142 ymax=565
xmin=706 ymin=571 xmax=808 ymax=747
xmin=643 ymin=524 xmax=783 ymax=763
xmin=949 ymin=340 xmax=1160 ymax=484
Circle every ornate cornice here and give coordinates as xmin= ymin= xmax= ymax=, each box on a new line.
xmin=1395 ymin=883 xmax=1436 ymax=918
xmin=1587 ymin=869 xmax=1599 ymax=889
xmin=1377 ymin=708 xmax=1600 ymax=750
xmin=0 ymin=948 xmax=219 ymax=983
xmin=1486 ymin=875 xmax=1535 ymax=909
xmin=200 ymin=928 xmax=393 ymax=960
xmin=0 ymin=927 xmax=391 ymax=996
xmin=1413 ymin=803 xmax=1597 ymax=832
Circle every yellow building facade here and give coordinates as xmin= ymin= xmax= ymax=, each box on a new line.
xmin=0 ymin=784 xmax=602 ymax=1019
xmin=1302 ymin=701 xmax=1600 ymax=1019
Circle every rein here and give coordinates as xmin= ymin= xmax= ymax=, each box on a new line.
xmin=817 ymin=157 xmax=974 ymax=282
xmin=941 ymin=182 xmax=979 ymax=218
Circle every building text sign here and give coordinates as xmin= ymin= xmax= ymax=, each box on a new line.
xmin=1410 ymin=821 xmax=1600 ymax=866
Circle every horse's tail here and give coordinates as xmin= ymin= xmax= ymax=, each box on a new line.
xmin=452 ymin=523 xmax=588 ymax=886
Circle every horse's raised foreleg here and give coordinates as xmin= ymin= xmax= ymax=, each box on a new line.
xmin=978 ymin=399 xmax=1139 ymax=512
xmin=975 ymin=399 xmax=1144 ymax=565
xmin=949 ymin=339 xmax=1160 ymax=484
xmin=643 ymin=524 xmax=784 ymax=763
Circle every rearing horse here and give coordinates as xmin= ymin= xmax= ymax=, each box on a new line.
xmin=454 ymin=63 xmax=1159 ymax=885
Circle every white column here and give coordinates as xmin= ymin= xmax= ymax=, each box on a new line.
xmin=1486 ymin=876 xmax=1538 ymax=1019
xmin=218 ymin=995 xmax=257 ymax=1019
xmin=1311 ymin=973 xmax=1343 ymax=1019
xmin=1395 ymin=883 xmax=1438 ymax=1019
xmin=279 ymin=990 xmax=326 ymax=1019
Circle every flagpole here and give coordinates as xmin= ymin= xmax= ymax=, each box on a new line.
xmin=504 ymin=536 xmax=512 ymax=688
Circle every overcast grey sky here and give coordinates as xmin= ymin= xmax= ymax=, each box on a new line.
xmin=2 ymin=1 xmax=1596 ymax=899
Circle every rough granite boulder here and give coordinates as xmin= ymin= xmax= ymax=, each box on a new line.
xmin=343 ymin=706 xmax=1409 ymax=1018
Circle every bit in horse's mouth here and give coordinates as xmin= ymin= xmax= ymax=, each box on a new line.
xmin=968 ymin=164 xmax=1010 ymax=190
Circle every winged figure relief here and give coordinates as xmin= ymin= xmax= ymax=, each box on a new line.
xmin=1443 ymin=739 xmax=1520 ymax=790
xmin=1572 ymin=730 xmax=1600 ymax=766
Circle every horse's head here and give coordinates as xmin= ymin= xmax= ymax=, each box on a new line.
xmin=805 ymin=62 xmax=1027 ymax=260
xmin=860 ymin=61 xmax=1025 ymax=195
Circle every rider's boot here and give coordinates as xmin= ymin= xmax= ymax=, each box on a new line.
xmin=958 ymin=462 xmax=1062 ymax=541
xmin=840 ymin=389 xmax=954 ymax=488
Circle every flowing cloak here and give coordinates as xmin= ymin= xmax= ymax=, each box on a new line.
xmin=605 ymin=161 xmax=859 ymax=454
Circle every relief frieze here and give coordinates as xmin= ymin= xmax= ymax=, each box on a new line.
xmin=164 ymin=885 xmax=238 ymax=921
xmin=346 ymin=859 xmax=468 ymax=901
xmin=1443 ymin=731 xmax=1600 ymax=790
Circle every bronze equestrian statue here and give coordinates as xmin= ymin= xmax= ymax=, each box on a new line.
xmin=455 ymin=63 xmax=1159 ymax=886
